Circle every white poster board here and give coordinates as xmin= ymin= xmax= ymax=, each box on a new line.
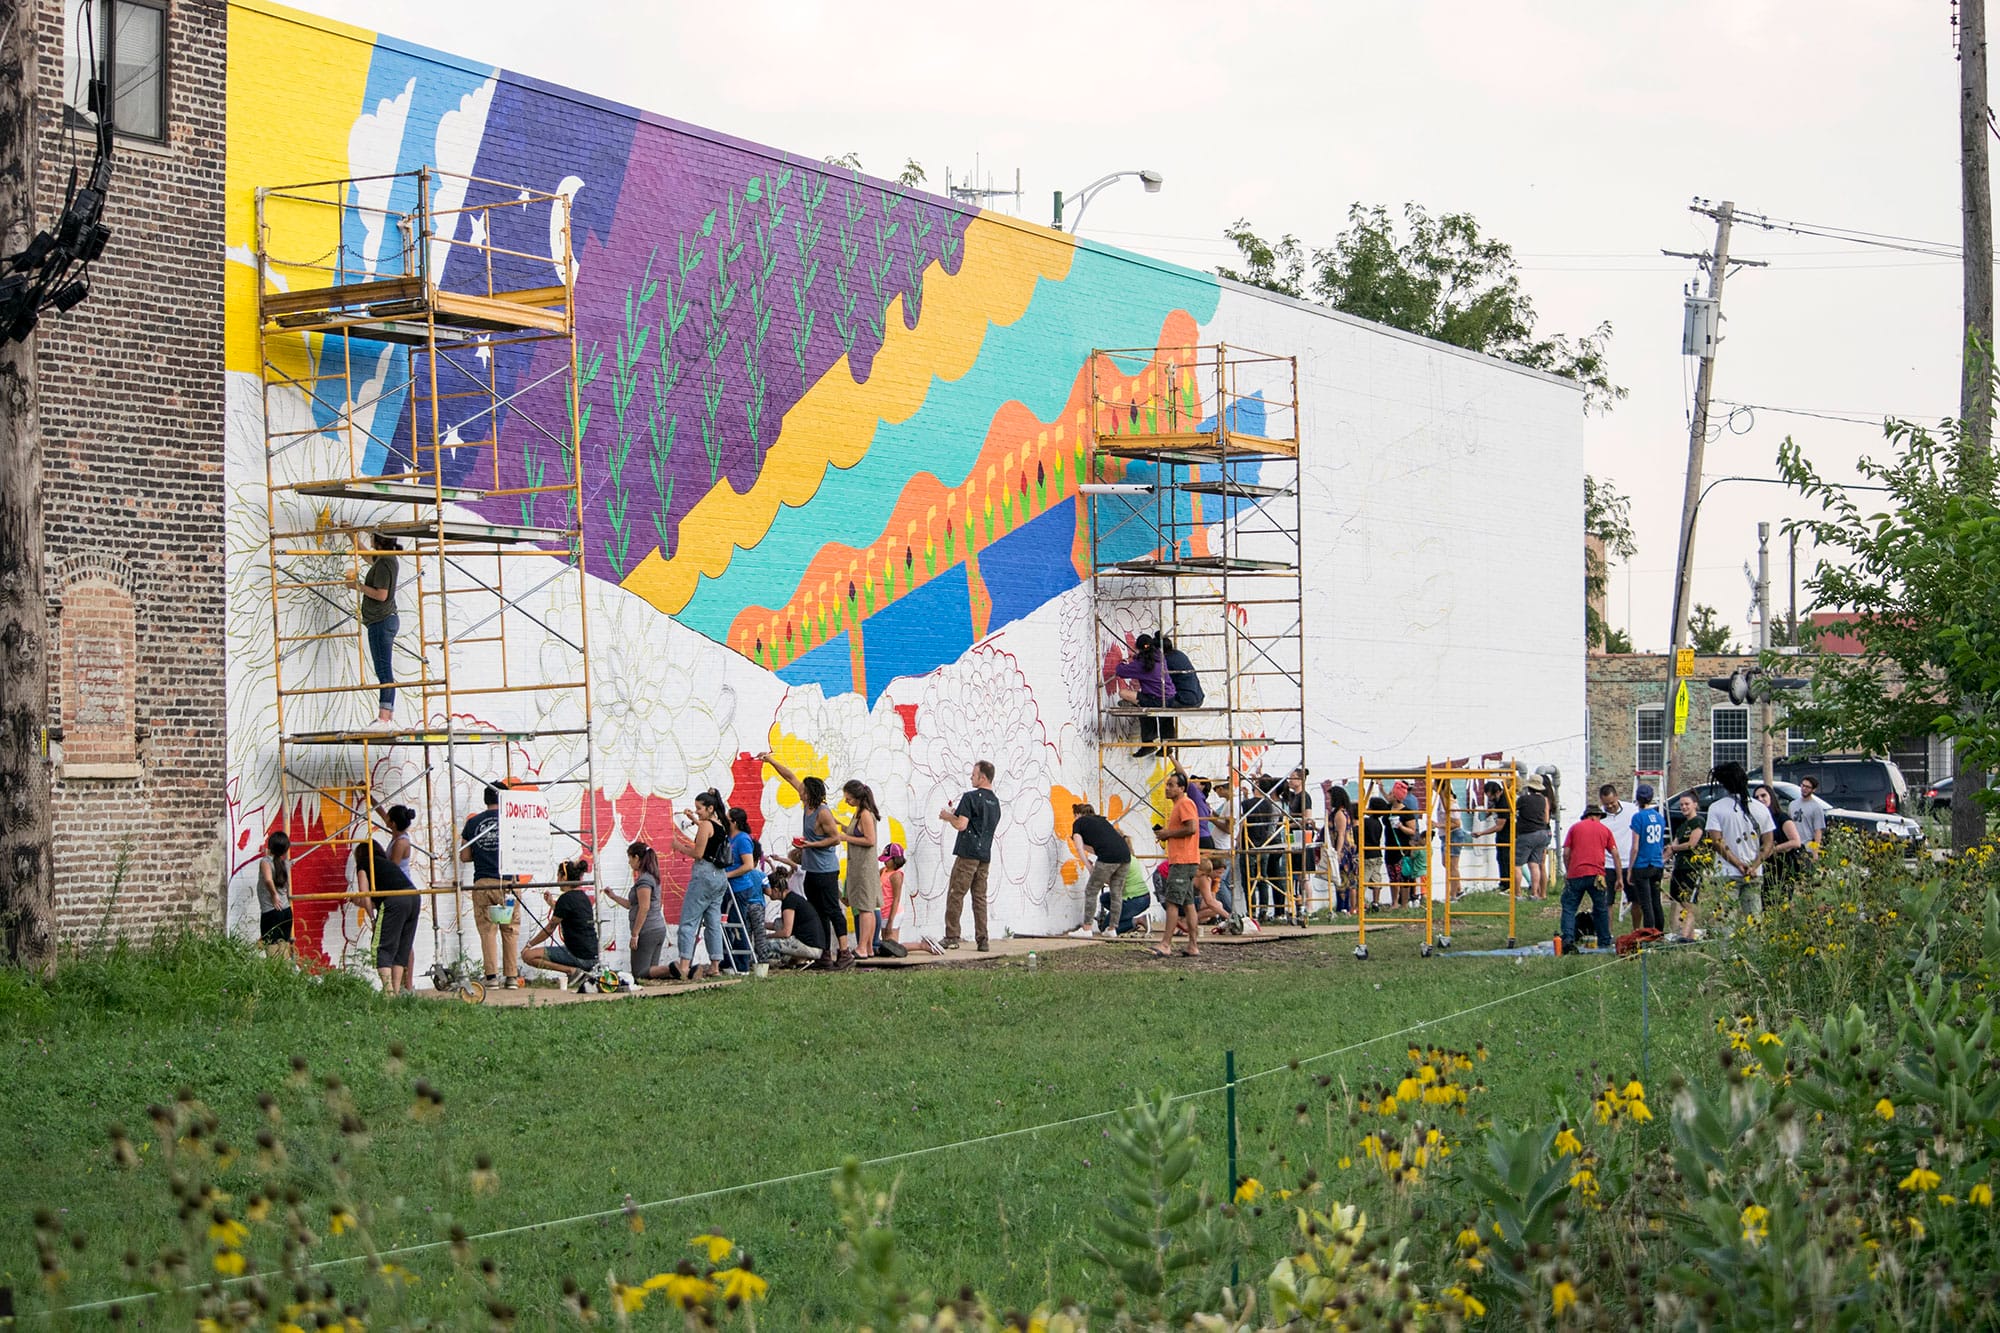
xmin=498 ymin=789 xmax=553 ymax=879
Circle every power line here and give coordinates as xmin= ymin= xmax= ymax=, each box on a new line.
xmin=1712 ymin=399 xmax=1948 ymax=428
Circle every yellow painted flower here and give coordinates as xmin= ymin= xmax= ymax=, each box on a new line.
xmin=1555 ymin=1127 xmax=1584 ymax=1157
xmin=1552 ymin=1279 xmax=1578 ymax=1314
xmin=1740 ymin=1203 xmax=1770 ymax=1246
xmin=714 ymin=1266 xmax=770 ymax=1303
xmin=208 ymin=1218 xmax=249 ymax=1248
xmin=212 ymin=1250 xmax=246 ymax=1276
xmin=1875 ymin=1099 xmax=1896 ymax=1121
xmin=1970 ymin=1182 xmax=1994 ymax=1206
xmin=691 ymin=1233 xmax=734 ymax=1264
xmin=1899 ymin=1167 xmax=1942 ymax=1193
xmin=1234 ymin=1178 xmax=1264 ymax=1205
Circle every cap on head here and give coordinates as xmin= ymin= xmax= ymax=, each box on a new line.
xmin=1583 ymin=803 xmax=1606 ymax=818
xmin=1391 ymin=779 xmax=1409 ymax=800
xmin=1635 ymin=782 xmax=1655 ymax=803
xmin=879 ymin=841 xmax=905 ymax=863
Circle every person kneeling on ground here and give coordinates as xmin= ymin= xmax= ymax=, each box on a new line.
xmin=1100 ymin=859 xmax=1153 ymax=937
xmin=522 ymin=858 xmax=601 ymax=991
xmin=1560 ymin=803 xmax=1621 ymax=954
xmin=767 ymin=862 xmax=831 ymax=967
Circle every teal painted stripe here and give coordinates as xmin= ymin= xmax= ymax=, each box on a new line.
xmin=675 ymin=244 xmax=1222 ymax=639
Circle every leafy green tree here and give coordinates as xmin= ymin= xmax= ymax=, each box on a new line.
xmin=1219 ymin=203 xmax=1624 ymax=413
xmin=1585 ymin=474 xmax=1637 ymax=651
xmin=1777 ymin=420 xmax=2000 ymax=849
xmin=819 ymin=154 xmax=929 ymax=190
xmin=1688 ymin=603 xmax=1736 ymax=655
xmin=1603 ymin=626 xmax=1635 ymax=654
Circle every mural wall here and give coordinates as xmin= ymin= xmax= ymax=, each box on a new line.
xmin=222 ymin=0 xmax=1585 ymax=976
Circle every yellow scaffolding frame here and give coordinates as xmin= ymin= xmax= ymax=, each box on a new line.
xmin=255 ymin=169 xmax=597 ymax=972
xmin=1351 ymin=760 xmax=1519 ymax=958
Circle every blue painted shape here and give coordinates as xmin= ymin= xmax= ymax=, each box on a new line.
xmin=857 ymin=565 xmax=974 ymax=704
xmin=319 ymin=45 xmax=497 ymax=474
xmin=975 ymin=500 xmax=1080 ymax=635
xmin=674 ymin=243 xmax=1224 ymax=638
xmin=1093 ymin=392 xmax=1274 ymax=567
xmin=776 ymin=631 xmax=854 ymax=697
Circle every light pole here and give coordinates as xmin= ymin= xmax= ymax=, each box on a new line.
xmin=1052 ymin=170 xmax=1163 ymax=233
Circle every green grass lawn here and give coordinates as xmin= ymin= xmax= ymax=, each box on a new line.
xmin=0 ymin=900 xmax=1723 ymax=1326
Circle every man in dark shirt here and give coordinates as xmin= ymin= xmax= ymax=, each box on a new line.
xmin=522 ymin=863 xmax=601 ymax=991
xmin=1068 ymin=801 xmax=1131 ymax=933
xmin=769 ymin=869 xmax=831 ymax=965
xmin=459 ymin=785 xmax=517 ymax=988
xmin=937 ymin=759 xmax=1001 ymax=951
xmin=1515 ymin=774 xmax=1554 ymax=900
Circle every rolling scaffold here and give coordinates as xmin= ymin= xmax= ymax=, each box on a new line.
xmin=255 ymin=169 xmax=597 ymax=979
xmin=1083 ymin=344 xmax=1307 ymax=915
xmin=1351 ymin=760 xmax=1519 ymax=959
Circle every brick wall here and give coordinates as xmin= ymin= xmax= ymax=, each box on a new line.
xmin=1585 ymin=653 xmax=1786 ymax=799
xmin=34 ymin=0 xmax=229 ymax=940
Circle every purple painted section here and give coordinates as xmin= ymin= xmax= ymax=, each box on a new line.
xmin=434 ymin=70 xmax=972 ymax=583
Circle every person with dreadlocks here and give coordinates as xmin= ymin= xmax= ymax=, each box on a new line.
xmin=1703 ymin=761 xmax=1774 ymax=918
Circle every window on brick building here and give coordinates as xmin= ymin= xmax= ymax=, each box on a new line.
xmin=1712 ymin=706 xmax=1749 ymax=770
xmin=63 ymin=0 xmax=165 ymax=143
xmin=1786 ymin=726 xmax=1815 ymax=758
xmin=1635 ymin=704 xmax=1664 ymax=773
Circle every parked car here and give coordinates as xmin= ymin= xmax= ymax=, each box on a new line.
xmin=1667 ymin=779 xmax=1925 ymax=851
xmin=1925 ymin=776 xmax=1954 ymax=813
xmin=1768 ymin=757 xmax=1912 ymax=816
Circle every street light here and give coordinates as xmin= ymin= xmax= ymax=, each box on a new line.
xmin=1052 ymin=170 xmax=1163 ymax=233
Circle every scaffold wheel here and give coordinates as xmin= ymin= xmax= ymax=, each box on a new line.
xmin=1420 ymin=943 xmax=1433 ymax=958
xmin=1437 ymin=935 xmax=1452 ymax=950
xmin=460 ymin=978 xmax=487 ymax=1005
xmin=1506 ymin=937 xmax=1517 ymax=949
xmin=1353 ymin=945 xmax=1369 ymax=960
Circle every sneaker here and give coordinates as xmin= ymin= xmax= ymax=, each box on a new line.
xmin=484 ymin=973 xmax=500 ymax=987
xmin=976 ymin=940 xmax=990 ymax=953
xmin=941 ymin=939 xmax=962 ymax=951
xmin=833 ymin=950 xmax=858 ymax=971
xmin=502 ymin=977 xmax=519 ymax=990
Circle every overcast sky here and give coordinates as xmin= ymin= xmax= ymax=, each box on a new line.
xmin=307 ymin=0 xmax=1968 ymax=652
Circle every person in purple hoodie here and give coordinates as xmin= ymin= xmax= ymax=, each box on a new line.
xmin=1114 ymin=633 xmax=1174 ymax=758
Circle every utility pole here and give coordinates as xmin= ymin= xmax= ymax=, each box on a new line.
xmin=1658 ymin=200 xmax=1737 ymax=808
xmin=1955 ymin=0 xmax=1993 ymax=852
xmin=1787 ymin=527 xmax=1798 ymax=645
xmin=0 ymin=0 xmax=55 ymax=971
xmin=1757 ymin=522 xmax=1775 ymax=783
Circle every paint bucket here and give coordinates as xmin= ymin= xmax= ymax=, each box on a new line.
xmin=753 ymin=962 xmax=770 ymax=979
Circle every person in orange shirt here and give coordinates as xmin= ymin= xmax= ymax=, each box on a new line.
xmin=1150 ymin=770 xmax=1203 ymax=958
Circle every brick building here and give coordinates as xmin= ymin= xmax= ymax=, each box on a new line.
xmin=31 ymin=0 xmax=229 ymax=938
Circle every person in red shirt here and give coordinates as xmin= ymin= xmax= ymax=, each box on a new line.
xmin=1560 ymin=804 xmax=1622 ymax=953
xmin=1149 ymin=771 xmax=1203 ymax=958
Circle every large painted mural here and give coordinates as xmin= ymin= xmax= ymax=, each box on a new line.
xmin=222 ymin=0 xmax=1586 ymax=976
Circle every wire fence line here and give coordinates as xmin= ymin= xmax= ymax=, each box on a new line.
xmin=51 ymin=944 xmax=1688 ymax=1318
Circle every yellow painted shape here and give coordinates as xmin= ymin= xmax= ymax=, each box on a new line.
xmin=226 ymin=2 xmax=383 ymax=374
xmin=762 ymin=725 xmax=831 ymax=812
xmin=620 ymin=217 xmax=1076 ymax=615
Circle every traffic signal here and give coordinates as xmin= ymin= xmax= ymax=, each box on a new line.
xmin=1707 ymin=667 xmax=1809 ymax=704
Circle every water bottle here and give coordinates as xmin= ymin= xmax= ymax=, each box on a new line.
xmin=1027 ymin=950 xmax=1039 ymax=971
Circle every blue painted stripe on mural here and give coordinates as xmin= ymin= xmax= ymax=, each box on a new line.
xmin=321 ymin=44 xmax=497 ymax=474
xmin=674 ymin=245 xmax=1223 ymax=639
xmin=856 ymin=565 xmax=974 ymax=705
xmin=968 ymin=501 xmax=1081 ymax=643
xmin=775 ymin=630 xmax=856 ymax=697
xmin=1092 ymin=394 xmax=1270 ymax=566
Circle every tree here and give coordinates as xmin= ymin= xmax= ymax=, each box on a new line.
xmin=1777 ymin=421 xmax=2000 ymax=849
xmin=1219 ymin=203 xmax=1624 ymax=413
xmin=1584 ymin=474 xmax=1636 ymax=652
xmin=820 ymin=154 xmax=930 ymax=190
xmin=1688 ymin=604 xmax=1736 ymax=655
xmin=1603 ymin=626 xmax=1635 ymax=654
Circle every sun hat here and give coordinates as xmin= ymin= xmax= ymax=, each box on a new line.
xmin=1524 ymin=774 xmax=1547 ymax=792
xmin=878 ymin=842 xmax=905 ymax=863
xmin=1583 ymin=803 xmax=1606 ymax=818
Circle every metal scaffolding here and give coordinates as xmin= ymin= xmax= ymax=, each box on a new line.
xmin=1084 ymin=343 xmax=1305 ymax=901
xmin=1351 ymin=760 xmax=1519 ymax=959
xmin=255 ymin=168 xmax=597 ymax=974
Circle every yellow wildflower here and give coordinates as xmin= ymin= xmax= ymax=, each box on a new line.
xmin=1756 ymin=1033 xmax=1783 ymax=1048
xmin=1551 ymin=1279 xmax=1578 ymax=1314
xmin=207 ymin=1218 xmax=249 ymax=1248
xmin=714 ymin=1266 xmax=769 ymax=1303
xmin=1627 ymin=1098 xmax=1654 ymax=1123
xmin=245 ymin=1196 xmax=271 ymax=1224
xmin=691 ymin=1234 xmax=734 ymax=1264
xmin=1568 ymin=1168 xmax=1598 ymax=1199
xmin=1622 ymin=1080 xmax=1646 ymax=1099
xmin=1456 ymin=1227 xmax=1482 ymax=1250
xmin=1899 ymin=1167 xmax=1942 ymax=1193
xmin=1907 ymin=1215 xmax=1927 ymax=1240
xmin=1336 ymin=1156 xmax=1352 ymax=1169
xmin=1443 ymin=1285 xmax=1487 ymax=1318
xmin=379 ymin=1263 xmax=416 ymax=1286
xmin=645 ymin=1271 xmax=715 ymax=1307
xmin=1741 ymin=1203 xmax=1770 ymax=1246
xmin=613 ymin=1283 xmax=647 ymax=1314
xmin=1234 ymin=1178 xmax=1264 ymax=1205
xmin=329 ymin=1209 xmax=356 ymax=1236
xmin=1969 ymin=1182 xmax=1994 ymax=1206
xmin=212 ymin=1250 xmax=246 ymax=1276
xmin=1875 ymin=1099 xmax=1896 ymax=1121
xmin=1555 ymin=1126 xmax=1584 ymax=1157
xmin=1396 ymin=1077 xmax=1422 ymax=1102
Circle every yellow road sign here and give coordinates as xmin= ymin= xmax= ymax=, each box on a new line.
xmin=1673 ymin=679 xmax=1690 ymax=735
xmin=1675 ymin=647 xmax=1695 ymax=678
